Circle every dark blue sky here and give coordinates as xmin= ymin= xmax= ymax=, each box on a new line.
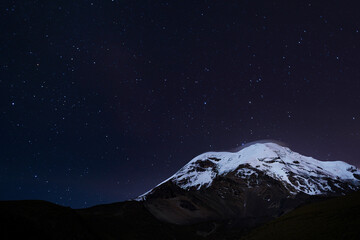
xmin=1 ymin=0 xmax=360 ymax=208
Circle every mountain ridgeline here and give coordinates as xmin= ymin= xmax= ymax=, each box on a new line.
xmin=1 ymin=142 xmax=360 ymax=239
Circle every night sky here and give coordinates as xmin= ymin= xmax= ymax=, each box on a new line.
xmin=1 ymin=1 xmax=360 ymax=208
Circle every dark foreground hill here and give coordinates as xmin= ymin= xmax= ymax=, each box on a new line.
xmin=0 ymin=199 xmax=244 ymax=240
xmin=0 ymin=200 xmax=196 ymax=240
xmin=242 ymin=190 xmax=360 ymax=240
xmin=1 ymin=191 xmax=360 ymax=239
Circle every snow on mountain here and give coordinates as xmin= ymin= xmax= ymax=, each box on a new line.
xmin=138 ymin=142 xmax=360 ymax=200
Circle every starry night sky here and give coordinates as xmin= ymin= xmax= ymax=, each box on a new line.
xmin=1 ymin=0 xmax=360 ymax=208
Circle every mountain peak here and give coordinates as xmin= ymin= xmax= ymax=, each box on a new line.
xmin=136 ymin=141 xmax=360 ymax=225
xmin=139 ymin=142 xmax=360 ymax=200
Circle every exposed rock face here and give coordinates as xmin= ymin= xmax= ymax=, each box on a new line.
xmin=138 ymin=142 xmax=360 ymax=225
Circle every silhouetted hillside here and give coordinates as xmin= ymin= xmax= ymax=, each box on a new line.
xmin=242 ymin=191 xmax=360 ymax=240
xmin=1 ymin=191 xmax=360 ymax=239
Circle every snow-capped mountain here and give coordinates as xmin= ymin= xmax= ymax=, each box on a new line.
xmin=138 ymin=142 xmax=360 ymax=225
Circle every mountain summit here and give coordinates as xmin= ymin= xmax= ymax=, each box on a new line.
xmin=137 ymin=142 xmax=360 ymax=225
